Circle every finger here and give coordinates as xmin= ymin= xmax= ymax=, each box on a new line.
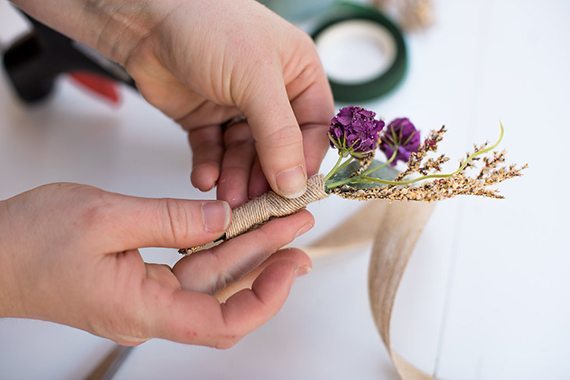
xmin=247 ymin=157 xmax=270 ymax=199
xmin=247 ymin=125 xmax=326 ymax=198
xmin=151 ymin=258 xmax=305 ymax=348
xmin=215 ymin=247 xmax=312 ymax=302
xmin=289 ymin=67 xmax=335 ymax=176
xmin=95 ymin=192 xmax=231 ymax=250
xmin=240 ymin=71 xmax=307 ymax=199
xmin=188 ymin=126 xmax=224 ymax=191
xmin=216 ymin=122 xmax=256 ymax=208
xmin=172 ymin=209 xmax=313 ymax=293
xmin=247 ymin=74 xmax=332 ymax=198
xmin=177 ymin=102 xmax=241 ymax=130
xmin=301 ymin=124 xmax=330 ymax=176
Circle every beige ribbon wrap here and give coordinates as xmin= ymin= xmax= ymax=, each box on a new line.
xmin=180 ymin=175 xmax=328 ymax=254
xmin=226 ymin=175 xmax=328 ymax=239
xmin=215 ymin=181 xmax=436 ymax=380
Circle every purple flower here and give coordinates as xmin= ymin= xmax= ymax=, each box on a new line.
xmin=329 ymin=106 xmax=385 ymax=156
xmin=380 ymin=118 xmax=421 ymax=165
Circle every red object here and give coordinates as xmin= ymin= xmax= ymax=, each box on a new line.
xmin=70 ymin=72 xmax=121 ymax=105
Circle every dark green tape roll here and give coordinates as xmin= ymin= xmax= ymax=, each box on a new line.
xmin=311 ymin=2 xmax=408 ymax=102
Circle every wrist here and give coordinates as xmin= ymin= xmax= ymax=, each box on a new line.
xmin=0 ymin=199 xmax=22 ymax=317
xmin=80 ymin=0 xmax=182 ymax=65
xmin=11 ymin=0 xmax=180 ymax=65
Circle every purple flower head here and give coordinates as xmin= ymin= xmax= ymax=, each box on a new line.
xmin=380 ymin=118 xmax=421 ymax=165
xmin=329 ymin=106 xmax=385 ymax=156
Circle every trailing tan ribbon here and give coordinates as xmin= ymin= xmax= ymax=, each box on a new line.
xmin=216 ymin=195 xmax=435 ymax=380
xmin=366 ymin=200 xmax=434 ymax=380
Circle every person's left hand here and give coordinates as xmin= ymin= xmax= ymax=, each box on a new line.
xmin=0 ymin=183 xmax=313 ymax=347
xmin=116 ymin=0 xmax=335 ymax=206
xmin=13 ymin=0 xmax=335 ymax=205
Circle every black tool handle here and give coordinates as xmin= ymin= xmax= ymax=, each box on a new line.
xmin=2 ymin=12 xmax=136 ymax=104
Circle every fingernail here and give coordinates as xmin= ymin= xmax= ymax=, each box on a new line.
xmin=276 ymin=165 xmax=307 ymax=199
xmin=295 ymin=222 xmax=314 ymax=238
xmin=202 ymin=201 xmax=231 ymax=233
xmin=295 ymin=265 xmax=312 ymax=276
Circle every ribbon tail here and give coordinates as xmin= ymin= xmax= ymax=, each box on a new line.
xmin=213 ymin=189 xmax=435 ymax=380
xmin=368 ymin=201 xmax=435 ymax=380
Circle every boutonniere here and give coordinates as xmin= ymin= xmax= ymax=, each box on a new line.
xmin=323 ymin=106 xmax=525 ymax=201
xmin=181 ymin=106 xmax=526 ymax=254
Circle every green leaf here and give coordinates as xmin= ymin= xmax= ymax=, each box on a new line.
xmin=329 ymin=159 xmax=400 ymax=189
xmin=329 ymin=160 xmax=360 ymax=182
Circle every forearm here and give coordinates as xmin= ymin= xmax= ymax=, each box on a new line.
xmin=9 ymin=0 xmax=176 ymax=64
xmin=0 ymin=198 xmax=22 ymax=317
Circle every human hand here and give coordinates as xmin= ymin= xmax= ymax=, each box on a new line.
xmin=0 ymin=184 xmax=313 ymax=346
xmin=117 ymin=0 xmax=335 ymax=205
xmin=13 ymin=0 xmax=334 ymax=198
xmin=13 ymin=0 xmax=333 ymax=202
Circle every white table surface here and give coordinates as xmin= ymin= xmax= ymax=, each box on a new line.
xmin=1 ymin=1 xmax=569 ymax=379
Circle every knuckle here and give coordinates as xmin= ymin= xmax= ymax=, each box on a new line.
xmin=211 ymin=270 xmax=235 ymax=295
xmin=297 ymin=30 xmax=317 ymax=49
xmin=223 ymin=123 xmax=252 ymax=147
xmin=114 ymin=336 xmax=147 ymax=347
xmin=76 ymin=189 xmax=114 ymax=229
xmin=192 ymin=148 xmax=223 ymax=167
xmin=160 ymin=198 xmax=192 ymax=243
xmin=213 ymin=334 xmax=241 ymax=350
xmin=192 ymin=141 xmax=223 ymax=160
xmin=213 ymin=339 xmax=232 ymax=350
xmin=254 ymin=224 xmax=278 ymax=251
xmin=87 ymin=303 xmax=150 ymax=345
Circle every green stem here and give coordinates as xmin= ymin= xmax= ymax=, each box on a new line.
xmin=362 ymin=147 xmax=399 ymax=176
xmin=323 ymin=154 xmax=345 ymax=182
xmin=325 ymin=176 xmax=354 ymax=190
xmin=337 ymin=157 xmax=356 ymax=173
xmin=359 ymin=172 xmax=457 ymax=186
xmin=324 ymin=153 xmax=357 ymax=183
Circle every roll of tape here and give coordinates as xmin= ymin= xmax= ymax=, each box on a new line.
xmin=312 ymin=2 xmax=408 ymax=102
xmin=260 ymin=0 xmax=336 ymax=21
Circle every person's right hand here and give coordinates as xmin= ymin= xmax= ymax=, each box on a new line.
xmin=0 ymin=184 xmax=313 ymax=347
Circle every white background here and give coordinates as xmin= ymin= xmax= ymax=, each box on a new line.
xmin=1 ymin=0 xmax=569 ymax=379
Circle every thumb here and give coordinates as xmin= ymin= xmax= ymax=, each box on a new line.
xmin=240 ymin=71 xmax=308 ymax=199
xmin=99 ymin=193 xmax=231 ymax=250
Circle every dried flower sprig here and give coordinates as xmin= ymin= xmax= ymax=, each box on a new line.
xmin=323 ymin=107 xmax=526 ymax=201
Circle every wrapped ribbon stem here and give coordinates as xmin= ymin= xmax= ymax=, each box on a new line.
xmin=179 ymin=175 xmax=328 ymax=254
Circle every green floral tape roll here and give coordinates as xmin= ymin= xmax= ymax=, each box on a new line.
xmin=311 ymin=2 xmax=408 ymax=102
xmin=260 ymin=0 xmax=336 ymax=21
